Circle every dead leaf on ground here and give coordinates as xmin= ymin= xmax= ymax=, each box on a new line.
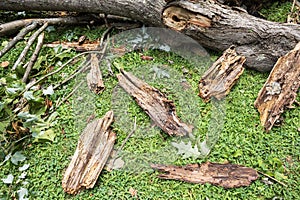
xmin=1 ymin=61 xmax=9 ymax=68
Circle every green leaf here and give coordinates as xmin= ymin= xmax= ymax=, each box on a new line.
xmin=23 ymin=91 xmax=36 ymax=101
xmin=2 ymin=174 xmax=14 ymax=184
xmin=11 ymin=151 xmax=26 ymax=165
xmin=42 ymin=85 xmax=54 ymax=96
xmin=19 ymin=164 xmax=30 ymax=171
xmin=32 ymin=129 xmax=55 ymax=142
xmin=171 ymin=141 xmax=200 ymax=159
xmin=17 ymin=187 xmax=28 ymax=200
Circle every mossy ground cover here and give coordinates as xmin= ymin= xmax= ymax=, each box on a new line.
xmin=1 ymin=2 xmax=300 ymax=199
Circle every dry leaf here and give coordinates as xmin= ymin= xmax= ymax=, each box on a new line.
xmin=1 ymin=61 xmax=9 ymax=68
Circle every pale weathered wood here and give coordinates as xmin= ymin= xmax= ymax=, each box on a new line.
xmin=1 ymin=0 xmax=300 ymax=71
xmin=117 ymin=69 xmax=193 ymax=136
xmin=199 ymin=46 xmax=245 ymax=102
xmin=62 ymin=111 xmax=116 ymax=194
xmin=151 ymin=162 xmax=259 ymax=188
xmin=254 ymin=43 xmax=300 ymax=132
xmin=86 ymin=54 xmax=105 ymax=94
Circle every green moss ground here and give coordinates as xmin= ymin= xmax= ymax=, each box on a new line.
xmin=1 ymin=3 xmax=300 ymax=199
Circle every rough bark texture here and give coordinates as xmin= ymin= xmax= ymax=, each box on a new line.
xmin=199 ymin=46 xmax=245 ymax=102
xmin=117 ymin=69 xmax=193 ymax=136
xmin=62 ymin=111 xmax=116 ymax=194
xmin=86 ymin=54 xmax=105 ymax=94
xmin=1 ymin=0 xmax=300 ymax=71
xmin=151 ymin=162 xmax=259 ymax=188
xmin=254 ymin=43 xmax=300 ymax=132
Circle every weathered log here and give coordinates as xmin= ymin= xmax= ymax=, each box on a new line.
xmin=117 ymin=69 xmax=193 ymax=136
xmin=151 ymin=162 xmax=259 ymax=188
xmin=86 ymin=54 xmax=105 ymax=94
xmin=1 ymin=0 xmax=300 ymax=72
xmin=62 ymin=111 xmax=116 ymax=194
xmin=254 ymin=43 xmax=300 ymax=132
xmin=199 ymin=46 xmax=245 ymax=102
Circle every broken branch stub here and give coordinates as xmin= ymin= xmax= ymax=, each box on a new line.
xmin=254 ymin=43 xmax=300 ymax=132
xmin=199 ymin=46 xmax=245 ymax=102
xmin=151 ymin=162 xmax=259 ymax=188
xmin=86 ymin=54 xmax=105 ymax=94
xmin=117 ymin=69 xmax=193 ymax=136
xmin=62 ymin=111 xmax=116 ymax=194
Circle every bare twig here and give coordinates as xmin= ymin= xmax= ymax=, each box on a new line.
xmin=22 ymin=32 xmax=44 ymax=83
xmin=0 ymin=22 xmax=37 ymax=59
xmin=257 ymin=171 xmax=287 ymax=187
xmin=12 ymin=22 xmax=48 ymax=70
xmin=56 ymin=80 xmax=84 ymax=107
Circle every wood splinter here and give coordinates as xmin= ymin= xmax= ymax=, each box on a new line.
xmin=86 ymin=54 xmax=105 ymax=94
xmin=254 ymin=42 xmax=300 ymax=132
xmin=151 ymin=162 xmax=259 ymax=188
xmin=199 ymin=46 xmax=245 ymax=102
xmin=117 ymin=69 xmax=193 ymax=136
xmin=62 ymin=111 xmax=116 ymax=194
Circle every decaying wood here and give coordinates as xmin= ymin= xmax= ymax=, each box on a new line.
xmin=86 ymin=54 xmax=105 ymax=94
xmin=151 ymin=162 xmax=259 ymax=188
xmin=199 ymin=46 xmax=245 ymax=102
xmin=62 ymin=111 xmax=116 ymax=194
xmin=1 ymin=0 xmax=300 ymax=71
xmin=117 ymin=69 xmax=193 ymax=136
xmin=254 ymin=43 xmax=300 ymax=132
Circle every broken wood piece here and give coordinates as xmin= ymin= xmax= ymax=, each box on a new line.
xmin=199 ymin=46 xmax=245 ymax=102
xmin=117 ymin=69 xmax=193 ymax=136
xmin=254 ymin=42 xmax=300 ymax=132
xmin=62 ymin=111 xmax=116 ymax=194
xmin=86 ymin=54 xmax=105 ymax=94
xmin=151 ymin=162 xmax=259 ymax=188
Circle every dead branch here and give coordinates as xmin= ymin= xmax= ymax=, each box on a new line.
xmin=62 ymin=111 xmax=116 ymax=194
xmin=12 ymin=23 xmax=48 ymax=70
xmin=22 ymin=32 xmax=44 ymax=83
xmin=254 ymin=42 xmax=300 ymax=132
xmin=86 ymin=54 xmax=105 ymax=94
xmin=151 ymin=162 xmax=259 ymax=188
xmin=117 ymin=69 xmax=193 ymax=136
xmin=199 ymin=46 xmax=245 ymax=102
xmin=0 ymin=22 xmax=37 ymax=59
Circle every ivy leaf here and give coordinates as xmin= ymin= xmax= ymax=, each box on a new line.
xmin=17 ymin=187 xmax=28 ymax=200
xmin=23 ymin=91 xmax=36 ymax=101
xmin=19 ymin=164 xmax=30 ymax=171
xmin=18 ymin=172 xmax=27 ymax=179
xmin=171 ymin=141 xmax=200 ymax=159
xmin=42 ymin=85 xmax=54 ymax=96
xmin=2 ymin=174 xmax=14 ymax=184
xmin=32 ymin=129 xmax=55 ymax=142
xmin=11 ymin=151 xmax=26 ymax=165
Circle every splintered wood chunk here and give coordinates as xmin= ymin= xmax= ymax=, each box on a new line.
xmin=62 ymin=111 xmax=116 ymax=194
xmin=151 ymin=162 xmax=258 ymax=188
xmin=254 ymin=43 xmax=300 ymax=132
xmin=199 ymin=46 xmax=245 ymax=102
xmin=87 ymin=54 xmax=105 ymax=94
xmin=117 ymin=69 xmax=193 ymax=136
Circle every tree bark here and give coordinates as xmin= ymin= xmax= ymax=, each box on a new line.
xmin=1 ymin=0 xmax=300 ymax=71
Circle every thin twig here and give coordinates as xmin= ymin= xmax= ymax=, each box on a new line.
xmin=0 ymin=22 xmax=37 ymax=59
xmin=22 ymin=32 xmax=45 ymax=83
xmin=56 ymin=80 xmax=85 ymax=107
xmin=12 ymin=22 xmax=48 ymax=70
xmin=257 ymin=171 xmax=287 ymax=187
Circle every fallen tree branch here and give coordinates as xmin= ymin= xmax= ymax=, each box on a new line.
xmin=0 ymin=22 xmax=37 ymax=59
xmin=254 ymin=42 xmax=300 ymax=132
xmin=12 ymin=22 xmax=48 ymax=70
xmin=62 ymin=111 xmax=116 ymax=194
xmin=199 ymin=46 xmax=245 ymax=102
xmin=151 ymin=162 xmax=259 ymax=188
xmin=117 ymin=69 xmax=193 ymax=136
xmin=22 ymin=32 xmax=45 ymax=83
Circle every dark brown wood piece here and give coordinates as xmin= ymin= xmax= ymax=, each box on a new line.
xmin=254 ymin=43 xmax=300 ymax=132
xmin=86 ymin=54 xmax=105 ymax=94
xmin=117 ymin=69 xmax=193 ymax=136
xmin=199 ymin=46 xmax=245 ymax=102
xmin=151 ymin=162 xmax=259 ymax=188
xmin=62 ymin=111 xmax=116 ymax=194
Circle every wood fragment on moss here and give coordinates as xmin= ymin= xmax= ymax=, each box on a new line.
xmin=87 ymin=54 xmax=105 ymax=94
xmin=117 ymin=69 xmax=193 ymax=136
xmin=62 ymin=111 xmax=116 ymax=194
xmin=254 ymin=43 xmax=300 ymax=132
xmin=199 ymin=46 xmax=245 ymax=102
xmin=151 ymin=162 xmax=259 ymax=188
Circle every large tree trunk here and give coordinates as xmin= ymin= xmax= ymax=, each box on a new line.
xmin=1 ymin=0 xmax=300 ymax=72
